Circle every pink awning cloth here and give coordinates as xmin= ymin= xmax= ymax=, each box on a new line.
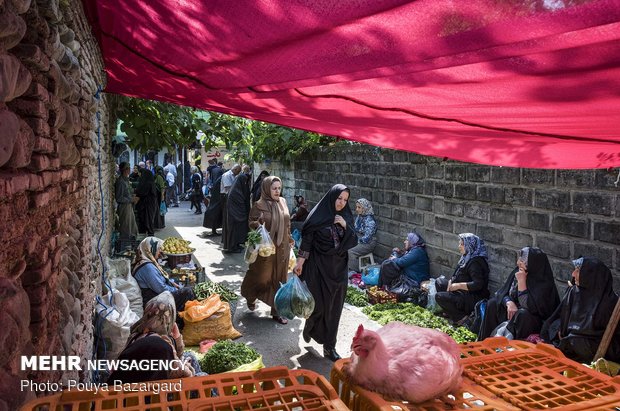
xmin=83 ymin=0 xmax=620 ymax=169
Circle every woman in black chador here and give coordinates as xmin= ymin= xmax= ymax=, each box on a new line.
xmin=477 ymin=247 xmax=560 ymax=340
xmin=202 ymin=176 xmax=223 ymax=236
xmin=222 ymin=171 xmax=250 ymax=252
xmin=541 ymin=257 xmax=620 ymax=363
xmin=134 ymin=169 xmax=159 ymax=236
xmin=292 ymin=184 xmax=357 ymax=361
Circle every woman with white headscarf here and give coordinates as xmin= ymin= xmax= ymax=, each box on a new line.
xmin=131 ymin=237 xmax=195 ymax=320
xmin=347 ymin=198 xmax=377 ymax=272
xmin=435 ymin=233 xmax=490 ymax=323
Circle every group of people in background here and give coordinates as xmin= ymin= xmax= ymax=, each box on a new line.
xmin=117 ymin=161 xmax=620 ymax=367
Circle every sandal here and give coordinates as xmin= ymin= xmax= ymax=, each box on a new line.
xmin=272 ymin=316 xmax=288 ymax=325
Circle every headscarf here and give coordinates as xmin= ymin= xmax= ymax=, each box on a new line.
xmin=302 ymin=184 xmax=354 ymax=235
xmin=520 ymin=247 xmax=560 ymax=320
xmin=251 ymin=171 xmax=270 ymax=200
xmin=406 ymin=232 xmax=425 ymax=249
xmin=129 ymin=291 xmax=176 ymax=339
xmin=259 ymin=176 xmax=286 ymax=246
xmin=356 ymin=198 xmax=374 ymax=216
xmin=563 ymin=258 xmax=618 ymax=337
xmin=131 ymin=236 xmax=168 ymax=279
xmin=155 ymin=165 xmax=165 ymax=178
xmin=457 ymin=233 xmax=488 ymax=268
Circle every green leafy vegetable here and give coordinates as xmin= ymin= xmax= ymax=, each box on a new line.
xmin=246 ymin=230 xmax=262 ymax=248
xmin=362 ymin=303 xmax=477 ymax=343
xmin=345 ymin=287 xmax=369 ymax=307
xmin=194 ymin=281 xmax=238 ymax=302
xmin=199 ymin=340 xmax=260 ymax=374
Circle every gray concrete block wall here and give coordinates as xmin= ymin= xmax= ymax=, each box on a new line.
xmin=271 ymin=145 xmax=619 ymax=295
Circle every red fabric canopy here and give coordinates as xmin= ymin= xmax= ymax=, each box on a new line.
xmin=83 ymin=0 xmax=620 ymax=169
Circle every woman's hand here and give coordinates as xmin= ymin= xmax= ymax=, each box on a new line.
xmin=334 ymin=215 xmax=346 ymax=228
xmin=171 ymin=323 xmax=181 ymax=339
xmin=293 ymin=257 xmax=305 ymax=276
xmin=506 ymin=300 xmax=518 ymax=320
xmin=448 ymin=281 xmax=466 ymax=292
xmin=258 ymin=212 xmax=265 ymax=225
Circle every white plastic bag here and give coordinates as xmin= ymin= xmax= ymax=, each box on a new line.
xmin=244 ymin=244 xmax=258 ymax=264
xmin=257 ymin=224 xmax=276 ymax=257
xmin=426 ymin=278 xmax=442 ymax=314
xmin=95 ymin=290 xmax=140 ymax=361
xmin=106 ymin=257 xmax=143 ymax=317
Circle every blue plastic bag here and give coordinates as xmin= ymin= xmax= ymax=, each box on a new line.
xmin=291 ymin=229 xmax=301 ymax=249
xmin=361 ymin=265 xmax=380 ymax=286
xmin=275 ymin=275 xmax=315 ymax=320
xmin=159 ymin=201 xmax=167 ymax=216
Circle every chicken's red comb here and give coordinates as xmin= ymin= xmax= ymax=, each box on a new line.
xmin=355 ymin=324 xmax=364 ymax=338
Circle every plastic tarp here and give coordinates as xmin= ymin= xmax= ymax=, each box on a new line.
xmin=83 ymin=0 xmax=620 ymax=169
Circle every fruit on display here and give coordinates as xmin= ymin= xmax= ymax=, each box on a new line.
xmin=162 ymin=237 xmax=194 ymax=254
xmin=180 ymin=273 xmax=197 ymax=283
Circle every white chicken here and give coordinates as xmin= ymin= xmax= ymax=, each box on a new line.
xmin=344 ymin=322 xmax=462 ymax=403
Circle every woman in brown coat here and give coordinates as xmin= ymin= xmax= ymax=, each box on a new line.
xmin=241 ymin=176 xmax=293 ymax=324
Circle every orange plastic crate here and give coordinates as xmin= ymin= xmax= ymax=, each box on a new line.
xmin=21 ymin=366 xmax=349 ymax=411
xmin=330 ymin=358 xmax=517 ymax=411
xmin=330 ymin=337 xmax=620 ymax=411
xmin=461 ymin=337 xmax=620 ymax=410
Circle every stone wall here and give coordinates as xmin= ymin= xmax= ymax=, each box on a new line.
xmin=0 ymin=0 xmax=113 ymax=408
xmin=271 ymin=145 xmax=620 ymax=294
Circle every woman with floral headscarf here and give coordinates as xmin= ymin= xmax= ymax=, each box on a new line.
xmin=241 ymin=176 xmax=293 ymax=324
xmin=131 ymin=237 xmax=195 ymax=320
xmin=477 ymin=247 xmax=560 ymax=340
xmin=436 ymin=233 xmax=490 ymax=323
xmin=347 ymin=198 xmax=378 ymax=272
xmin=541 ymin=257 xmax=620 ymax=363
xmin=108 ymin=292 xmax=195 ymax=383
xmin=379 ymin=232 xmax=430 ymax=287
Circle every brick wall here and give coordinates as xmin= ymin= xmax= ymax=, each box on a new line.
xmin=0 ymin=0 xmax=113 ymax=408
xmin=267 ymin=145 xmax=620 ymax=295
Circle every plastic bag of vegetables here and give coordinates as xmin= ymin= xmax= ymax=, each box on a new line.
xmin=274 ymin=275 xmax=315 ymax=320
xmin=256 ymin=224 xmax=276 ymax=257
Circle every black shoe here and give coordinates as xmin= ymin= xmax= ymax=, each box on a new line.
xmin=194 ymin=211 xmax=202 ymax=214
xmin=302 ymin=329 xmax=311 ymax=343
xmin=323 ymin=347 xmax=341 ymax=362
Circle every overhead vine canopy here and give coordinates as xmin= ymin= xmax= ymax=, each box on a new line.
xmin=85 ymin=0 xmax=620 ymax=169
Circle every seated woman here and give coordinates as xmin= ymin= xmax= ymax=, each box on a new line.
xmin=347 ymin=198 xmax=378 ymax=273
xmin=436 ymin=233 xmax=490 ymax=323
xmin=541 ymin=257 xmax=620 ymax=363
xmin=290 ymin=195 xmax=309 ymax=233
xmin=477 ymin=247 xmax=560 ymax=340
xmin=108 ymin=292 xmax=195 ymax=383
xmin=131 ymin=237 xmax=195 ymax=319
xmin=379 ymin=232 xmax=430 ymax=287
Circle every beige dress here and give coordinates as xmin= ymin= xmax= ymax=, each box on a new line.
xmin=241 ymin=195 xmax=292 ymax=315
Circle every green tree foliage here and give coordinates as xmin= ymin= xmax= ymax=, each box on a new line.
xmin=116 ymin=96 xmax=346 ymax=162
xmin=116 ymin=97 xmax=217 ymax=152
xmin=202 ymin=112 xmax=343 ymax=164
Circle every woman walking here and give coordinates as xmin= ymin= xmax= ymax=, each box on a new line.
xmin=241 ymin=176 xmax=293 ymax=324
xmin=293 ymin=184 xmax=356 ymax=361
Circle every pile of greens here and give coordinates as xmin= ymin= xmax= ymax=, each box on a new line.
xmin=194 ymin=281 xmax=238 ymax=302
xmin=199 ymin=340 xmax=261 ymax=374
xmin=246 ymin=230 xmax=262 ymax=248
xmin=345 ymin=287 xmax=369 ymax=307
xmin=362 ymin=303 xmax=477 ymax=344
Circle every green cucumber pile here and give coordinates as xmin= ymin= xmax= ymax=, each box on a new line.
xmin=194 ymin=281 xmax=238 ymax=302
xmin=199 ymin=340 xmax=260 ymax=374
xmin=362 ymin=302 xmax=477 ymax=343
